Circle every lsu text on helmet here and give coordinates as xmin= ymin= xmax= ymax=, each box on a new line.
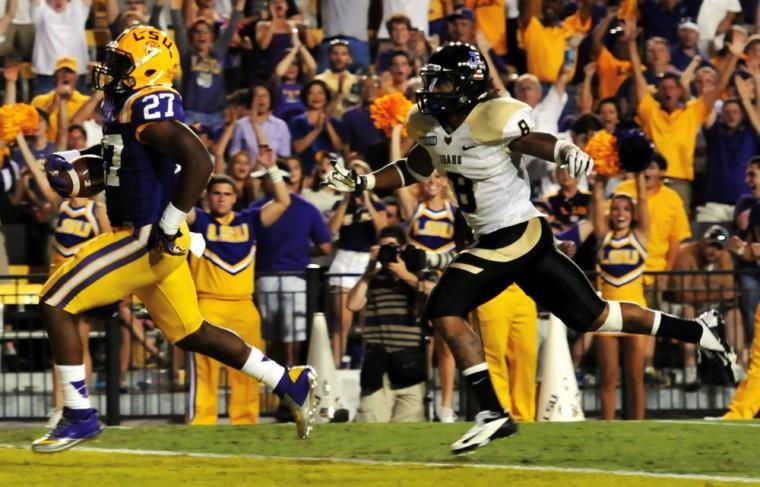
xmin=92 ymin=25 xmax=180 ymax=93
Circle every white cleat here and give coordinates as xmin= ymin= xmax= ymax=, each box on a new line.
xmin=450 ymin=410 xmax=518 ymax=455
xmin=695 ymin=309 xmax=739 ymax=385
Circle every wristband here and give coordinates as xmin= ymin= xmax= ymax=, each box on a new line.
xmin=159 ymin=202 xmax=188 ymax=236
xmin=364 ymin=173 xmax=376 ymax=191
xmin=553 ymin=140 xmax=572 ymax=164
xmin=267 ymin=165 xmax=284 ymax=184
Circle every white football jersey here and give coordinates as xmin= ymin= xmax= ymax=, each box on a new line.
xmin=407 ymin=97 xmax=543 ymax=237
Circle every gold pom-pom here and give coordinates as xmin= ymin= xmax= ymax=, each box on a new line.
xmin=0 ymin=105 xmax=21 ymax=144
xmin=14 ymin=104 xmax=39 ymax=136
xmin=585 ymin=130 xmax=619 ymax=177
xmin=370 ymin=92 xmax=413 ymax=137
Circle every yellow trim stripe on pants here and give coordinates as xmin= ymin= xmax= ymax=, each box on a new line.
xmin=724 ymin=303 xmax=760 ymax=419
xmin=188 ymin=298 xmax=263 ymax=425
xmin=477 ymin=284 xmax=538 ymax=422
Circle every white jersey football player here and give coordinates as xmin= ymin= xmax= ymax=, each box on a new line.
xmin=325 ymin=42 xmax=737 ymax=454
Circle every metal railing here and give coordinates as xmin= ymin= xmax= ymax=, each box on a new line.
xmin=0 ymin=267 xmax=756 ymax=422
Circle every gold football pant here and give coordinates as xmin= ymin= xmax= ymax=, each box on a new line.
xmin=40 ymin=224 xmax=203 ymax=343
xmin=189 ymin=298 xmax=263 ymax=425
xmin=724 ymin=305 xmax=760 ymax=419
xmin=476 ymin=284 xmax=538 ymax=422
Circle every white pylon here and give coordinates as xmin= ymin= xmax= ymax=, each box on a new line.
xmin=306 ymin=312 xmax=342 ymax=423
xmin=536 ymin=314 xmax=585 ymax=422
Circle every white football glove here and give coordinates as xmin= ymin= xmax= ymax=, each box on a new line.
xmin=322 ymin=158 xmax=373 ymax=193
xmin=554 ymin=140 xmax=594 ymax=180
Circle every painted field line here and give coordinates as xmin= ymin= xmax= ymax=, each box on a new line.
xmin=1 ymin=444 xmax=758 ymax=484
xmin=651 ymin=420 xmax=760 ymax=429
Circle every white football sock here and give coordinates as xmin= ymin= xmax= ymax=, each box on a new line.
xmin=56 ymin=364 xmax=92 ymax=410
xmin=240 ymin=346 xmax=286 ymax=388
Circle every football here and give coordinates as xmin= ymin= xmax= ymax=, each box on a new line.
xmin=54 ymin=154 xmax=106 ymax=198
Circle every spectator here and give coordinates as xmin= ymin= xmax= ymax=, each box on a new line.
xmin=596 ymin=97 xmax=621 ymax=134
xmin=667 ymin=225 xmax=744 ymax=385
xmin=341 ymin=75 xmax=386 ymax=164
xmin=327 ymin=160 xmax=387 ymax=367
xmin=590 ymin=11 xmax=633 ymax=99
xmin=31 ymin=0 xmax=89 ymax=95
xmin=283 ymin=155 xmax=303 ymax=193
xmin=397 ymin=170 xmax=468 ymax=423
xmin=300 ymin=151 xmax=341 ymax=220
xmin=614 ymin=153 xmax=691 ymax=382
xmin=732 ymin=157 xmax=760 ymax=344
xmin=12 ymin=108 xmax=53 ymax=170
xmin=639 ymin=0 xmax=692 ymax=46
xmin=318 ymin=0 xmax=371 ymax=73
xmin=379 ymin=50 xmax=413 ymax=96
xmin=629 ymin=18 xmax=742 ymax=210
xmin=173 ymin=0 xmax=244 ymax=131
xmin=0 ymin=0 xmax=33 ymax=63
xmin=316 ymin=39 xmax=357 ymax=117
xmin=225 ymin=151 xmax=257 ymax=210
xmin=545 ymin=166 xmax=591 ymax=230
xmin=592 ymin=171 xmax=650 ymax=420
xmin=187 ymin=149 xmax=290 ymax=424
xmin=290 ymin=79 xmax=343 ymax=174
xmin=382 ymin=195 xmax=402 ymax=227
xmin=253 ymin=160 xmax=332 ymax=365
xmin=518 ymin=0 xmax=576 ymax=84
xmin=229 ymin=83 xmax=291 ymax=164
xmin=106 ymin=0 xmax=151 ymax=39
xmin=447 ymin=7 xmax=508 ymax=80
xmin=348 ymin=225 xmax=426 ymax=423
xmin=31 ymin=57 xmax=88 ymax=142
xmin=66 ymin=124 xmax=86 ymax=151
xmin=476 ymin=284 xmax=538 ymax=422
xmin=255 ymin=0 xmax=298 ymax=78
xmin=376 ymin=13 xmax=412 ymax=73
xmin=643 ymin=37 xmax=679 ymax=85
xmin=272 ymin=30 xmax=316 ymax=123
xmin=695 ymin=0 xmax=741 ymax=54
xmin=670 ymin=17 xmax=711 ymax=72
xmin=697 ymin=85 xmax=760 ymax=227
xmin=376 ymin=0 xmax=429 ymax=41
xmin=741 ymin=35 xmax=760 ymax=78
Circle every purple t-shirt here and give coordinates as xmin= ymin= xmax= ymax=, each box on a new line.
xmin=252 ymin=194 xmax=332 ymax=272
xmin=342 ymin=106 xmax=384 ymax=159
xmin=289 ymin=113 xmax=343 ymax=173
xmin=274 ymin=81 xmax=307 ymax=123
xmin=704 ymin=120 xmax=759 ymax=205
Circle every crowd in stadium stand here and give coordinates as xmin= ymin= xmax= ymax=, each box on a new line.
xmin=0 ymin=0 xmax=759 ymax=423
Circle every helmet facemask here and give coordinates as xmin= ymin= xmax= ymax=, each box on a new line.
xmin=91 ymin=45 xmax=136 ymax=93
xmin=416 ymin=63 xmax=487 ymax=118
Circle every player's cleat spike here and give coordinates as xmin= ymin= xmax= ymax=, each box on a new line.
xmin=695 ymin=309 xmax=740 ymax=385
xmin=451 ymin=410 xmax=518 ymax=455
xmin=279 ymin=366 xmax=319 ymax=439
xmin=32 ymin=407 xmax=102 ymax=453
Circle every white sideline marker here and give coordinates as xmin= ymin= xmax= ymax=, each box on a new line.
xmin=1 ymin=444 xmax=758 ymax=484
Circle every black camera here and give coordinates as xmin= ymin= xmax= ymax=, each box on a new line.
xmin=378 ymin=243 xmax=426 ymax=272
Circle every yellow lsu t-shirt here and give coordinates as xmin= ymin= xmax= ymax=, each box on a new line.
xmin=597 ymin=46 xmax=632 ymax=98
xmin=613 ymin=179 xmax=691 ymax=280
xmin=521 ymin=16 xmax=573 ymax=83
xmin=31 ymin=90 xmax=89 ymax=141
xmin=636 ymin=93 xmax=708 ymax=181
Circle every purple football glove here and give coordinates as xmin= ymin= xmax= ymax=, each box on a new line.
xmin=45 ymin=153 xmax=74 ymax=196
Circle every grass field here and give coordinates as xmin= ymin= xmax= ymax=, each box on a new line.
xmin=0 ymin=420 xmax=758 ymax=485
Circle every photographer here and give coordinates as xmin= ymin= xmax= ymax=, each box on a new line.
xmin=347 ymin=225 xmax=427 ymax=423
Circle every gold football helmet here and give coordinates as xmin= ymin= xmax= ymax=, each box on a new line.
xmin=92 ymin=25 xmax=180 ymax=93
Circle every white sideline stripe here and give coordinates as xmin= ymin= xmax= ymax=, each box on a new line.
xmin=651 ymin=420 xmax=760 ymax=429
xmin=1 ymin=443 xmax=758 ymax=484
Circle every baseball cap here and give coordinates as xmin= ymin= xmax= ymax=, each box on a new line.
xmin=678 ymin=17 xmax=699 ymax=32
xmin=55 ymin=56 xmax=77 ymax=73
xmin=702 ymin=225 xmax=729 ymax=248
xmin=449 ymin=7 xmax=475 ymax=23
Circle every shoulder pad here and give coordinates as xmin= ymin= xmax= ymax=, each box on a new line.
xmin=406 ymin=105 xmax=438 ymax=140
xmin=119 ymin=86 xmax=185 ymax=125
xmin=467 ymin=97 xmax=532 ymax=145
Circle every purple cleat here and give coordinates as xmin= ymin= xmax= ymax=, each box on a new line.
xmin=32 ymin=407 xmax=103 ymax=453
xmin=276 ymin=366 xmax=318 ymax=439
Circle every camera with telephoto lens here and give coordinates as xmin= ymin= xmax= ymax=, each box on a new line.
xmin=378 ymin=243 xmax=427 ymax=272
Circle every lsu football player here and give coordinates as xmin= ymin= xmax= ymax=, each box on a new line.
xmin=325 ymin=42 xmax=738 ymax=454
xmin=33 ymin=26 xmax=317 ymax=453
